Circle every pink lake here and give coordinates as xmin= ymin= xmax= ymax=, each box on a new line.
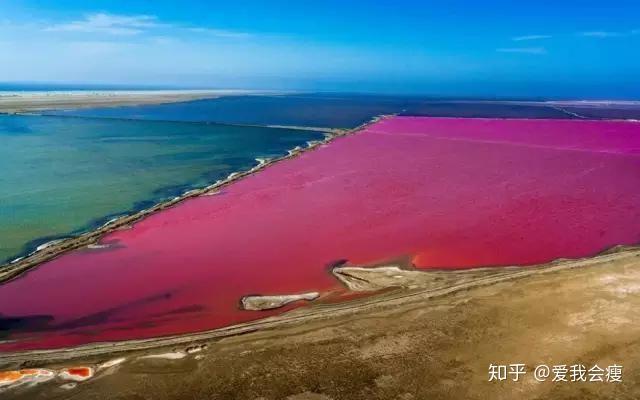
xmin=1 ymin=116 xmax=639 ymax=351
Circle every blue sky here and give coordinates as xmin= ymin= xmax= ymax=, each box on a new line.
xmin=1 ymin=0 xmax=639 ymax=97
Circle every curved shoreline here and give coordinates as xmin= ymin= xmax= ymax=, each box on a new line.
xmin=0 ymin=117 xmax=380 ymax=284
xmin=1 ymin=244 xmax=638 ymax=365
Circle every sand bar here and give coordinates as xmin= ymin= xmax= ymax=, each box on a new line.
xmin=0 ymin=89 xmax=270 ymax=113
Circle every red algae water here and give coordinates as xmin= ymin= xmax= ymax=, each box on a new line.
xmin=1 ymin=116 xmax=639 ymax=350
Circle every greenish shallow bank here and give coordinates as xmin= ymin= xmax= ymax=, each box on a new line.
xmin=0 ymin=114 xmax=323 ymax=263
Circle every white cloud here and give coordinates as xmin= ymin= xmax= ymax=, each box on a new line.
xmin=496 ymin=47 xmax=546 ymax=55
xmin=512 ymin=35 xmax=552 ymax=41
xmin=581 ymin=29 xmax=640 ymax=37
xmin=187 ymin=27 xmax=251 ymax=38
xmin=579 ymin=31 xmax=623 ymax=38
xmin=42 ymin=12 xmax=250 ymax=38
xmin=45 ymin=13 xmax=161 ymax=35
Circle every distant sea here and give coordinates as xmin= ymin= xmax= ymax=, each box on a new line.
xmin=49 ymin=93 xmax=577 ymax=129
xmin=0 ymin=114 xmax=323 ymax=263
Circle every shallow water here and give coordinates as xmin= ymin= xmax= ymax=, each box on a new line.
xmin=1 ymin=116 xmax=638 ymax=351
xmin=0 ymin=114 xmax=323 ymax=263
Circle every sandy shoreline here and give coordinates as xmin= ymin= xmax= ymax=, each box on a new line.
xmin=0 ymin=89 xmax=267 ymax=113
xmin=2 ymin=245 xmax=639 ymax=399
xmin=1 ymin=244 xmax=636 ymax=364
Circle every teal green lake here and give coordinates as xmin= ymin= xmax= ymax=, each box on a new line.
xmin=0 ymin=114 xmax=323 ymax=263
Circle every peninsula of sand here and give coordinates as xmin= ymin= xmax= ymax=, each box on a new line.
xmin=0 ymin=89 xmax=272 ymax=113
